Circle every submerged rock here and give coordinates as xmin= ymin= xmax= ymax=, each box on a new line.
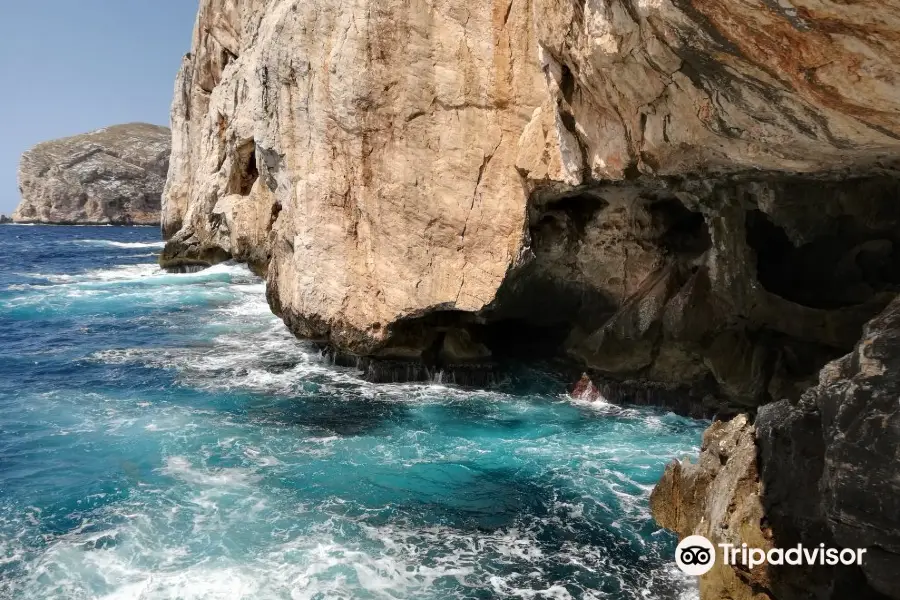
xmin=13 ymin=123 xmax=170 ymax=225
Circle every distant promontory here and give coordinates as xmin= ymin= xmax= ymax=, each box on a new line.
xmin=12 ymin=123 xmax=170 ymax=225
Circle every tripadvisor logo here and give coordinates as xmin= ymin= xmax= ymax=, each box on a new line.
xmin=674 ymin=535 xmax=868 ymax=576
xmin=676 ymin=536 xmax=716 ymax=576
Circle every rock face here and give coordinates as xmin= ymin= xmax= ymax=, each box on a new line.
xmin=755 ymin=296 xmax=900 ymax=600
xmin=651 ymin=415 xmax=774 ymax=600
xmin=163 ymin=0 xmax=900 ymax=412
xmin=652 ymin=297 xmax=900 ymax=599
xmin=162 ymin=3 xmax=900 ymax=597
xmin=13 ymin=123 xmax=170 ymax=225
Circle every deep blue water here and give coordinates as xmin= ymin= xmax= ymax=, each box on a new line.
xmin=0 ymin=225 xmax=705 ymax=599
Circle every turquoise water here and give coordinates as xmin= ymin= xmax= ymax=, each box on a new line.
xmin=0 ymin=226 xmax=705 ymax=599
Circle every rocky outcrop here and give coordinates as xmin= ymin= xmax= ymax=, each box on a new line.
xmin=651 ymin=415 xmax=774 ymax=600
xmin=162 ymin=3 xmax=900 ymax=597
xmin=755 ymin=295 xmax=900 ymax=600
xmin=13 ymin=123 xmax=170 ymax=225
xmin=0 ymin=215 xmax=10 ymax=224
xmin=162 ymin=0 xmax=900 ymax=412
xmin=652 ymin=296 xmax=900 ymax=599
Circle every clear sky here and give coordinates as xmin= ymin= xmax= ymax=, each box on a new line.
xmin=0 ymin=1 xmax=199 ymax=215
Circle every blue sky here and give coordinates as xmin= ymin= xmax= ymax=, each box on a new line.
xmin=0 ymin=1 xmax=199 ymax=215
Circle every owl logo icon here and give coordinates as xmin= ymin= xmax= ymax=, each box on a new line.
xmin=675 ymin=535 xmax=716 ymax=576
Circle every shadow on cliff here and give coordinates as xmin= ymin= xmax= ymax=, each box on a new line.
xmin=756 ymin=392 xmax=897 ymax=600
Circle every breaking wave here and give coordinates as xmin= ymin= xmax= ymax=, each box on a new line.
xmin=76 ymin=239 xmax=167 ymax=249
xmin=0 ymin=227 xmax=704 ymax=599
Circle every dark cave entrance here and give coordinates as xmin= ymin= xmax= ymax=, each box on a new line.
xmin=469 ymin=192 xmax=715 ymax=365
xmin=462 ymin=192 xmax=715 ymax=367
xmin=745 ymin=178 xmax=900 ymax=310
xmin=229 ymin=140 xmax=259 ymax=196
xmin=651 ymin=197 xmax=711 ymax=258
xmin=733 ymin=175 xmax=900 ymax=403
xmin=364 ymin=175 xmax=900 ymax=406
xmin=480 ymin=192 xmax=622 ymax=360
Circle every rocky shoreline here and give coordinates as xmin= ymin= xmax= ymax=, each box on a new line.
xmin=156 ymin=1 xmax=900 ymax=598
xmin=12 ymin=123 xmax=170 ymax=226
xmin=651 ymin=296 xmax=900 ymax=600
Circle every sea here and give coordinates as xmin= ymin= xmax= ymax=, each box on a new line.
xmin=0 ymin=225 xmax=705 ymax=599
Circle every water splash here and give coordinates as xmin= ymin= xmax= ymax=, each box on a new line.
xmin=0 ymin=226 xmax=704 ymax=599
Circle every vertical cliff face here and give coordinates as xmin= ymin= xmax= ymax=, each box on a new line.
xmin=163 ymin=0 xmax=900 ymax=408
xmin=161 ymin=0 xmax=547 ymax=336
xmin=162 ymin=2 xmax=900 ymax=597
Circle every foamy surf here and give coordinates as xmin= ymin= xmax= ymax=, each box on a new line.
xmin=76 ymin=239 xmax=166 ymax=249
xmin=0 ymin=227 xmax=705 ymax=600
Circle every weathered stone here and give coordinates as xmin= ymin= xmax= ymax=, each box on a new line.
xmin=571 ymin=373 xmax=602 ymax=401
xmin=13 ymin=123 xmax=170 ymax=225
xmin=570 ymin=263 xmax=685 ymax=374
xmin=756 ymin=296 xmax=900 ymax=600
xmin=158 ymin=6 xmax=900 ymax=597
xmin=651 ymin=414 xmax=774 ymax=600
xmin=161 ymin=0 xmax=900 ymax=409
xmin=438 ymin=328 xmax=492 ymax=364
xmin=654 ymin=298 xmax=900 ymax=600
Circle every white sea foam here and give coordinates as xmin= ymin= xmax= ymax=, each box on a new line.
xmin=160 ymin=456 xmax=261 ymax=488
xmin=3 ymin=394 xmax=700 ymax=600
xmin=19 ymin=263 xmax=160 ymax=284
xmin=2 ymin=251 xmax=702 ymax=600
xmin=76 ymin=239 xmax=166 ymax=249
xmin=6 ymin=262 xmax=262 ymax=317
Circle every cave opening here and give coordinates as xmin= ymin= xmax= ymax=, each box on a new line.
xmin=746 ymin=207 xmax=900 ymax=310
xmin=533 ymin=192 xmax=608 ymax=238
xmin=359 ymin=176 xmax=900 ymax=405
xmin=649 ymin=197 xmax=711 ymax=258
xmin=230 ymin=140 xmax=259 ymax=196
xmin=476 ymin=272 xmax=606 ymax=363
xmin=375 ymin=224 xmax=619 ymax=377
xmin=467 ymin=192 xmax=713 ymax=371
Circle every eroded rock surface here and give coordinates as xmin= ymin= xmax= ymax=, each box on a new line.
xmin=651 ymin=414 xmax=774 ymax=600
xmin=163 ymin=3 xmax=900 ymax=597
xmin=755 ymin=296 xmax=900 ymax=600
xmin=13 ymin=124 xmax=170 ymax=225
xmin=162 ymin=0 xmax=900 ymax=411
xmin=653 ymin=297 xmax=900 ymax=599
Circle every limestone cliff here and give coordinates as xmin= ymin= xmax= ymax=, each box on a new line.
xmin=13 ymin=123 xmax=170 ymax=226
xmin=162 ymin=2 xmax=900 ymax=597
xmin=163 ymin=0 xmax=900 ymax=410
